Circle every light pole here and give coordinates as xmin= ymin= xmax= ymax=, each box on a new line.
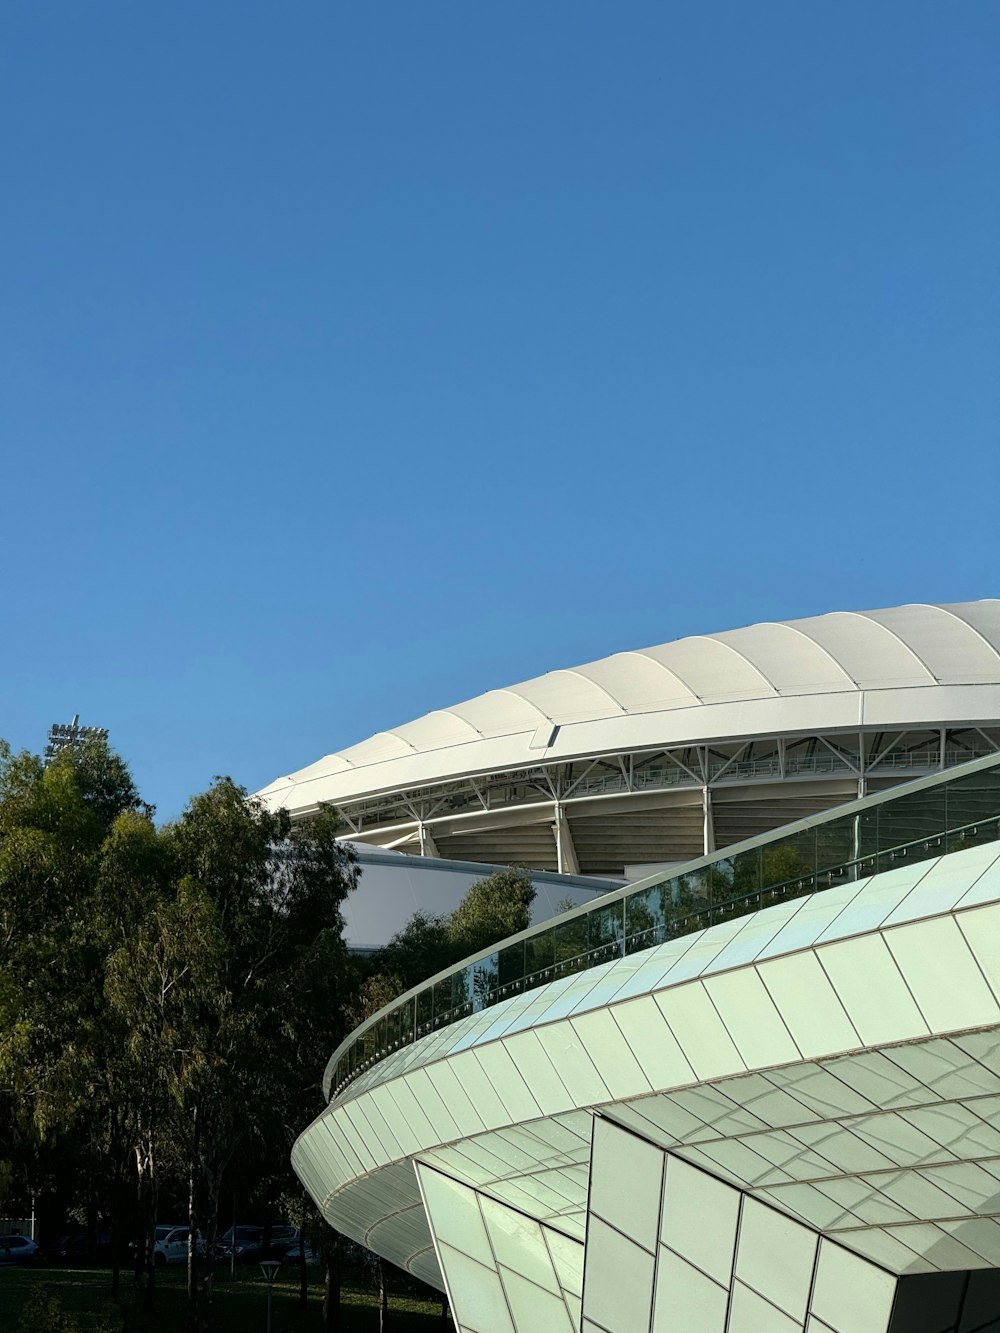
xmin=259 ymin=1259 xmax=280 ymax=1333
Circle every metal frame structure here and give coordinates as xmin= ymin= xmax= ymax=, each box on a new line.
xmin=316 ymin=725 xmax=1000 ymax=875
xmin=258 ymin=602 xmax=1000 ymax=877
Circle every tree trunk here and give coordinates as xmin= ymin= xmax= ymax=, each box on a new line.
xmin=201 ymin=1162 xmax=223 ymax=1321
xmin=440 ymin=1293 xmax=450 ymax=1324
xmin=378 ymin=1257 xmax=388 ymax=1332
xmin=322 ymin=1233 xmax=341 ymax=1331
xmin=298 ymin=1229 xmax=307 ymax=1309
xmin=135 ymin=1136 xmax=158 ymax=1315
xmin=186 ymin=1101 xmax=200 ymax=1333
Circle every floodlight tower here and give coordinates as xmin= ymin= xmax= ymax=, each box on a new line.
xmin=43 ymin=714 xmax=109 ymax=765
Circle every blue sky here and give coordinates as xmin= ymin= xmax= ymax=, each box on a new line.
xmin=2 ymin=1 xmax=997 ymax=820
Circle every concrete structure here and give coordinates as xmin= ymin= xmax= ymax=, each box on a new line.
xmin=343 ymin=844 xmax=619 ymax=953
xmin=259 ymin=602 xmax=1000 ymax=877
xmin=293 ymin=755 xmax=1000 ymax=1331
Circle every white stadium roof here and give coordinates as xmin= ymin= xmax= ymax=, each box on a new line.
xmin=258 ymin=602 xmax=1000 ymax=816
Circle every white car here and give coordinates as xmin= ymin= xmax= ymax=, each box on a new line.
xmin=154 ymin=1227 xmax=205 ymax=1266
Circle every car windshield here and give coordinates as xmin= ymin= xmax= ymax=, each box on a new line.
xmin=154 ymin=1226 xmax=173 ymax=1240
xmin=235 ymin=1227 xmax=260 ymax=1240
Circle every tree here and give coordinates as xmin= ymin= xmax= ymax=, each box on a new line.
xmin=449 ymin=866 xmax=535 ymax=955
xmin=106 ymin=781 xmax=358 ymax=1331
xmin=0 ymin=738 xmax=153 ymax=1292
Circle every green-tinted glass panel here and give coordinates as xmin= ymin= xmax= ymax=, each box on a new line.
xmin=588 ymin=902 xmax=623 ymax=958
xmin=624 ymin=884 xmax=666 ymax=952
xmin=879 ymin=784 xmax=946 ymax=854
xmin=761 ymin=826 xmax=815 ymax=890
xmin=498 ymin=940 xmax=525 ymax=988
xmin=399 ymin=997 xmax=415 ymax=1045
xmin=416 ymin=986 xmax=432 ymax=1026
xmin=470 ymin=953 xmax=498 ymax=1009
xmin=815 ymin=813 xmax=857 ymax=878
xmin=432 ymin=976 xmax=454 ymax=1026
xmin=946 ymin=767 xmax=1000 ymax=838
xmin=553 ymin=913 xmax=588 ymax=966
xmin=730 ymin=845 xmax=761 ymax=898
xmin=675 ymin=867 xmax=713 ymax=910
xmin=705 ymin=857 xmax=736 ymax=905
xmin=524 ymin=929 xmax=554 ymax=980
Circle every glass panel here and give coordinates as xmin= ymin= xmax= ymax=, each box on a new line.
xmin=588 ymin=902 xmax=624 ymax=962
xmin=432 ymin=976 xmax=453 ymax=1026
xmin=879 ymin=783 xmax=946 ymax=858
xmin=730 ymin=846 xmax=761 ymax=900
xmin=329 ymin=757 xmax=1000 ymax=1097
xmin=705 ymin=857 xmax=736 ymax=905
xmin=853 ymin=807 xmax=879 ymax=873
xmin=386 ymin=1008 xmax=400 ymax=1050
xmin=624 ymin=884 xmax=667 ymax=954
xmin=416 ymin=985 xmax=433 ymax=1038
xmin=674 ymin=867 xmax=713 ymax=912
xmin=815 ymin=813 xmax=857 ymax=886
xmin=497 ymin=940 xmax=525 ymax=991
xmin=469 ymin=952 xmax=499 ymax=1010
xmin=552 ymin=914 xmax=588 ymax=973
xmin=398 ymin=997 xmax=415 ymax=1046
xmin=524 ymin=928 xmax=554 ymax=981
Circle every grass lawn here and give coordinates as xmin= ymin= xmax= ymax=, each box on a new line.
xmin=0 ymin=1265 xmax=448 ymax=1331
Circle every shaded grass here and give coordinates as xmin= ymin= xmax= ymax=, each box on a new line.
xmin=0 ymin=1266 xmax=447 ymax=1331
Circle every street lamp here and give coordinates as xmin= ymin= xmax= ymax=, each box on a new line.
xmin=259 ymin=1259 xmax=281 ymax=1333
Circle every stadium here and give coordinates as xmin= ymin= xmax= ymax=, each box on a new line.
xmin=258 ymin=601 xmax=1000 ymax=880
xmin=278 ymin=599 xmax=1000 ymax=1331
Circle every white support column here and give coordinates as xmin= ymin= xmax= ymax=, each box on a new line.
xmin=418 ymin=823 xmax=440 ymax=858
xmin=702 ymin=786 xmax=715 ymax=856
xmin=553 ymin=804 xmax=580 ymax=876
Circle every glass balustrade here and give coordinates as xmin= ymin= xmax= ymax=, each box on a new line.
xmin=328 ymin=753 xmax=1000 ymax=1099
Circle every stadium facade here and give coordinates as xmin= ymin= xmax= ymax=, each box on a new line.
xmin=294 ymin=754 xmax=1000 ymax=1332
xmin=258 ymin=602 xmax=1000 ymax=878
xmin=280 ymin=600 xmax=1000 ymax=1330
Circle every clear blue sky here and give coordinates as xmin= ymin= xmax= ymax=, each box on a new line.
xmin=2 ymin=1 xmax=997 ymax=820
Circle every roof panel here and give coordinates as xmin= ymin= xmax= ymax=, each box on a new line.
xmin=712 ymin=623 xmax=856 ymax=696
xmin=865 ymin=603 xmax=1000 ymax=685
xmin=257 ymin=601 xmax=1000 ymax=810
xmin=512 ymin=670 xmax=625 ymax=725
xmin=449 ymin=689 xmax=548 ymax=738
xmin=645 ymin=636 xmax=778 ymax=702
xmin=941 ymin=600 xmax=1000 ymax=654
xmin=338 ymin=731 xmax=418 ymax=767
xmin=395 ymin=710 xmax=484 ymax=750
xmin=787 ymin=611 xmax=932 ymax=689
xmin=574 ymin=653 xmax=700 ymax=714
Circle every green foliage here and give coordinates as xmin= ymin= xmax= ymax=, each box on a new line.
xmin=353 ymin=865 xmax=537 ymax=1024
xmin=449 ymin=867 xmax=536 ymax=955
xmin=0 ymin=739 xmax=360 ymax=1330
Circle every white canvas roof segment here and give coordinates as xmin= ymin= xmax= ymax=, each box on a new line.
xmin=257 ymin=602 xmax=1000 ymax=815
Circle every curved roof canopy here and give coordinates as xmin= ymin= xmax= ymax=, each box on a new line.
xmin=257 ymin=602 xmax=1000 ymax=814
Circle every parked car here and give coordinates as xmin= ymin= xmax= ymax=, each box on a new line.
xmin=154 ymin=1227 xmax=206 ymax=1266
xmin=0 ymin=1234 xmax=39 ymax=1265
xmin=281 ymin=1234 xmax=320 ymax=1267
xmin=56 ymin=1228 xmax=113 ymax=1264
xmin=215 ymin=1225 xmax=263 ymax=1264
xmin=266 ymin=1225 xmax=300 ymax=1258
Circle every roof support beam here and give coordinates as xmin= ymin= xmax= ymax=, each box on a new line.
xmin=418 ymin=823 xmax=440 ymax=858
xmin=553 ymin=804 xmax=580 ymax=876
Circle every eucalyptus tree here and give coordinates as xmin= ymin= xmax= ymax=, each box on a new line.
xmin=0 ymin=736 xmax=153 ymax=1281
xmin=107 ymin=780 xmax=358 ymax=1331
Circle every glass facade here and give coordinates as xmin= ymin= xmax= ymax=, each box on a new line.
xmin=331 ymin=755 xmax=1000 ymax=1098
